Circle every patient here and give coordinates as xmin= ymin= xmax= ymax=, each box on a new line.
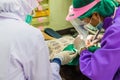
xmin=60 ymin=65 xmax=90 ymax=80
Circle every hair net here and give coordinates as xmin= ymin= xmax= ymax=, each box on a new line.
xmin=78 ymin=0 xmax=119 ymax=19
xmin=0 ymin=0 xmax=39 ymax=20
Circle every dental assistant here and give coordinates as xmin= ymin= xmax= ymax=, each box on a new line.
xmin=66 ymin=0 xmax=120 ymax=80
xmin=0 ymin=0 xmax=77 ymax=80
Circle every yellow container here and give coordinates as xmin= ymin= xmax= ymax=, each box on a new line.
xmin=34 ymin=9 xmax=50 ymax=17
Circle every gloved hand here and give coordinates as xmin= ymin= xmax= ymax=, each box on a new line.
xmin=74 ymin=35 xmax=90 ymax=55
xmin=86 ymin=34 xmax=103 ymax=47
xmin=52 ymin=51 xmax=78 ymax=65
xmin=74 ymin=35 xmax=86 ymax=53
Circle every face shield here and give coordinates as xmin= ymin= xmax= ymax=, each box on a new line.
xmin=70 ymin=18 xmax=89 ymax=40
xmin=70 ymin=17 xmax=101 ymax=39
xmin=70 ymin=18 xmax=102 ymax=52
xmin=70 ymin=19 xmax=87 ymax=53
xmin=66 ymin=0 xmax=101 ymax=39
xmin=67 ymin=3 xmax=98 ymax=40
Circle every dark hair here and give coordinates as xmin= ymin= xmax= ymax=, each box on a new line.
xmin=60 ymin=65 xmax=90 ymax=80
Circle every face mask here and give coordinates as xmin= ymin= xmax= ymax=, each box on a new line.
xmin=84 ymin=17 xmax=103 ymax=33
xmin=84 ymin=23 xmax=98 ymax=31
xmin=24 ymin=0 xmax=38 ymax=24
xmin=96 ymin=21 xmax=103 ymax=30
xmin=25 ymin=9 xmax=36 ymax=24
xmin=25 ymin=14 xmax=33 ymax=24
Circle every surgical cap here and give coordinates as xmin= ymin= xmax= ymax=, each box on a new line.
xmin=0 ymin=0 xmax=39 ymax=20
xmin=78 ymin=0 xmax=119 ymax=19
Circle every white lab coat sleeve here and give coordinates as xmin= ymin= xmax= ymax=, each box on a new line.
xmin=51 ymin=63 xmax=62 ymax=80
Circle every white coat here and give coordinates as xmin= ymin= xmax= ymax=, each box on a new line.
xmin=0 ymin=12 xmax=61 ymax=80
xmin=0 ymin=0 xmax=61 ymax=79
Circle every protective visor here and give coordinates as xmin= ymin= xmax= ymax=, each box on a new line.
xmin=70 ymin=18 xmax=98 ymax=40
xmin=70 ymin=18 xmax=88 ymax=40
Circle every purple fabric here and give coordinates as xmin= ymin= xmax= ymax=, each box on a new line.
xmin=114 ymin=7 xmax=120 ymax=19
xmin=79 ymin=7 xmax=120 ymax=80
xmin=103 ymin=17 xmax=113 ymax=30
xmin=102 ymin=7 xmax=120 ymax=30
